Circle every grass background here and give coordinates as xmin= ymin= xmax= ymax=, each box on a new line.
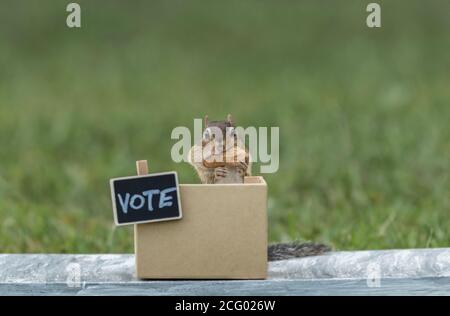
xmin=0 ymin=1 xmax=449 ymax=252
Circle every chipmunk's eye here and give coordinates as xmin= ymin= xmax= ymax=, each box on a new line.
xmin=227 ymin=127 xmax=236 ymax=137
xmin=203 ymin=128 xmax=211 ymax=140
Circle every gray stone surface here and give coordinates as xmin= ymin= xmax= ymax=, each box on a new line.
xmin=1 ymin=248 xmax=449 ymax=295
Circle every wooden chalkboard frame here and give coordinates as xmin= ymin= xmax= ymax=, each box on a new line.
xmin=110 ymin=171 xmax=183 ymax=226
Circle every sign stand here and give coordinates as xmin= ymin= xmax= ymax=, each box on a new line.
xmin=136 ymin=160 xmax=149 ymax=176
xmin=134 ymin=159 xmax=148 ymax=256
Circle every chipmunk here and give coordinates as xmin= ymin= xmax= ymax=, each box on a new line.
xmin=188 ymin=114 xmax=250 ymax=184
xmin=188 ymin=114 xmax=331 ymax=260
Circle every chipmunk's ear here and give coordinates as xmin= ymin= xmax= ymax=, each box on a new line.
xmin=204 ymin=115 xmax=209 ymax=128
xmin=227 ymin=114 xmax=233 ymax=125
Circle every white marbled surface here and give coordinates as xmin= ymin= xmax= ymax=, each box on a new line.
xmin=0 ymin=248 xmax=449 ymax=295
xmin=269 ymin=248 xmax=450 ymax=280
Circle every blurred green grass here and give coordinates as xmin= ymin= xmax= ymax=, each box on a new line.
xmin=0 ymin=0 xmax=449 ymax=252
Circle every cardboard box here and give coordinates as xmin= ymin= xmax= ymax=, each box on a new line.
xmin=134 ymin=176 xmax=268 ymax=279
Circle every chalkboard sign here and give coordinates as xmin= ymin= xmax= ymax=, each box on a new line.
xmin=110 ymin=172 xmax=182 ymax=226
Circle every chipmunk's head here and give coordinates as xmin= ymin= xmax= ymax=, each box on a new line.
xmin=201 ymin=114 xmax=247 ymax=169
xmin=202 ymin=114 xmax=237 ymax=150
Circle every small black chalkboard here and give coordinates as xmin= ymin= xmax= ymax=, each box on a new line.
xmin=110 ymin=172 xmax=182 ymax=226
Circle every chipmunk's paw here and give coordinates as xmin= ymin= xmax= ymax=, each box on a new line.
xmin=236 ymin=161 xmax=248 ymax=172
xmin=214 ymin=167 xmax=228 ymax=179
